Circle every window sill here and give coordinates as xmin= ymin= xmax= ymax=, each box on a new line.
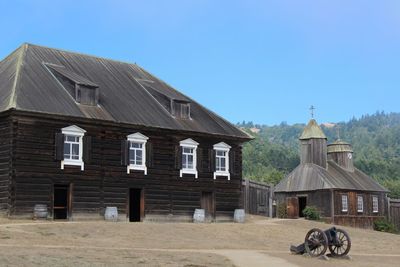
xmin=61 ymin=160 xmax=84 ymax=171
xmin=180 ymin=169 xmax=198 ymax=178
xmin=127 ymin=165 xmax=147 ymax=175
xmin=213 ymin=171 xmax=230 ymax=180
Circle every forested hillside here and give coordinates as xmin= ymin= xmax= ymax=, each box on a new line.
xmin=238 ymin=112 xmax=400 ymax=198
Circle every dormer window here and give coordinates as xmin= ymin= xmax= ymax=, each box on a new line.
xmin=46 ymin=64 xmax=99 ymax=106
xmin=213 ymin=142 xmax=231 ymax=180
xmin=179 ymin=138 xmax=199 ymax=178
xmin=172 ymin=100 xmax=190 ymax=119
xmin=74 ymin=84 xmax=99 ymax=106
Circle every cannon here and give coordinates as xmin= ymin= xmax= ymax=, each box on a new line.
xmin=290 ymin=227 xmax=351 ymax=257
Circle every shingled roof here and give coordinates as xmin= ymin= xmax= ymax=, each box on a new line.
xmin=0 ymin=43 xmax=250 ymax=140
xmin=274 ymin=160 xmax=388 ymax=192
xmin=299 ymin=119 xmax=327 ymax=140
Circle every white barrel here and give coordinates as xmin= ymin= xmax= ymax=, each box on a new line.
xmin=104 ymin=207 xmax=118 ymax=222
xmin=193 ymin=209 xmax=205 ymax=223
xmin=33 ymin=204 xmax=48 ymax=219
xmin=234 ymin=209 xmax=245 ymax=223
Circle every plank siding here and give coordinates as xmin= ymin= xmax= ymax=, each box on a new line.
xmin=389 ymin=199 xmax=400 ymax=231
xmin=7 ymin=111 xmax=243 ymax=220
xmin=242 ymin=179 xmax=271 ymax=216
xmin=0 ymin=113 xmax=11 ymax=214
xmin=333 ymin=190 xmax=386 ymax=228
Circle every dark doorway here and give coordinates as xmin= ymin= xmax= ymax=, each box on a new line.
xmin=201 ymin=191 xmax=215 ymax=221
xmin=298 ymin=196 xmax=307 ymax=217
xmin=54 ymin=185 xmax=69 ymax=220
xmin=129 ymin=188 xmax=142 ymax=222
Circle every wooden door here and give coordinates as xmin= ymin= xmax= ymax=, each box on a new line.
xmin=286 ymin=197 xmax=299 ymax=219
xmin=201 ymin=192 xmax=215 ymax=221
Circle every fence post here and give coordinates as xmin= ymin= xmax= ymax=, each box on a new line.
xmin=269 ymin=184 xmax=274 ymax=217
xmin=245 ymin=178 xmax=250 ymax=212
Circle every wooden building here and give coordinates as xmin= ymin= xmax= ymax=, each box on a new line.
xmin=275 ymin=119 xmax=388 ymax=228
xmin=0 ymin=44 xmax=251 ymax=221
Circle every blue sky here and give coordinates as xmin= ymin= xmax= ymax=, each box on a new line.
xmin=1 ymin=0 xmax=399 ymax=125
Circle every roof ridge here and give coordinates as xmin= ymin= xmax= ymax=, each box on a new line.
xmin=25 ymin=43 xmax=139 ymax=67
xmin=7 ymin=43 xmax=28 ymax=109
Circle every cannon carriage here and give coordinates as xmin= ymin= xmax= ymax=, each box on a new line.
xmin=290 ymin=227 xmax=351 ymax=257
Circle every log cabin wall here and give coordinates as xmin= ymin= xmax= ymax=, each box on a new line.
xmin=333 ymin=190 xmax=386 ymax=228
xmin=8 ymin=110 xmax=243 ymax=221
xmin=0 ymin=112 xmax=12 ymax=215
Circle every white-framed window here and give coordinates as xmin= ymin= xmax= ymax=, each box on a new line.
xmin=341 ymin=194 xmax=348 ymax=212
xmin=179 ymin=138 xmax=198 ymax=178
xmin=372 ymin=195 xmax=379 ymax=213
xmin=127 ymin=132 xmax=148 ymax=175
xmin=213 ymin=142 xmax=231 ymax=180
xmin=357 ymin=195 xmax=364 ymax=213
xmin=61 ymin=125 xmax=86 ymax=170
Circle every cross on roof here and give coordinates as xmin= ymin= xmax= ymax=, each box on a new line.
xmin=310 ymin=105 xmax=315 ymax=118
xmin=336 ymin=125 xmax=341 ymax=140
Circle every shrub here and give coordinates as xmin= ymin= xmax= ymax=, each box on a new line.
xmin=373 ymin=219 xmax=398 ymax=234
xmin=302 ymin=206 xmax=320 ymax=220
xmin=277 ymin=202 xmax=287 ymax=218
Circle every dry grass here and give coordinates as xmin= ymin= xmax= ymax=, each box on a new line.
xmin=0 ymin=216 xmax=399 ymax=266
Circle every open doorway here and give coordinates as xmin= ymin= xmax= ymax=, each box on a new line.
xmin=54 ymin=184 xmax=69 ymax=220
xmin=298 ymin=196 xmax=307 ymax=217
xmin=129 ymin=188 xmax=142 ymax=222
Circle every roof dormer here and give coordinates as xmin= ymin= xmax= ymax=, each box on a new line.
xmin=171 ymin=99 xmax=191 ymax=119
xmin=46 ymin=63 xmax=99 ymax=106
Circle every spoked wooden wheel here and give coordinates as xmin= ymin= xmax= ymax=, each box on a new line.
xmin=328 ymin=228 xmax=351 ymax=257
xmin=304 ymin=228 xmax=328 ymax=257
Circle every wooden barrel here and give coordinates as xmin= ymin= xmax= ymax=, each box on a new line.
xmin=33 ymin=204 xmax=48 ymax=219
xmin=193 ymin=209 xmax=205 ymax=223
xmin=234 ymin=209 xmax=245 ymax=223
xmin=104 ymin=207 xmax=118 ymax=222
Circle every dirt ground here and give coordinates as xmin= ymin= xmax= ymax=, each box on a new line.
xmin=0 ymin=216 xmax=399 ymax=267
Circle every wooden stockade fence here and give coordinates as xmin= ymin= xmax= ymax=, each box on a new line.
xmin=389 ymin=199 xmax=400 ymax=231
xmin=242 ymin=179 xmax=273 ymax=217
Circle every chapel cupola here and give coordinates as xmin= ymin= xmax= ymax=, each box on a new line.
xmin=299 ymin=119 xmax=327 ymax=168
xmin=327 ymin=139 xmax=354 ymax=171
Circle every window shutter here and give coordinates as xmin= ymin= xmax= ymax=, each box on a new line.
xmin=210 ymin=149 xmax=216 ymax=172
xmin=121 ymin=140 xmax=129 ymax=166
xmin=197 ymin=147 xmax=202 ymax=172
xmin=229 ymin=150 xmax=235 ymax=175
xmin=146 ymin=142 xmax=153 ymax=168
xmin=55 ymin=133 xmax=64 ymax=160
xmin=83 ymin=136 xmax=92 ymax=163
xmin=174 ymin=145 xmax=182 ymax=170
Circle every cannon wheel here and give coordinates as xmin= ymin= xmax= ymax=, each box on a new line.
xmin=328 ymin=228 xmax=351 ymax=257
xmin=304 ymin=228 xmax=328 ymax=257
